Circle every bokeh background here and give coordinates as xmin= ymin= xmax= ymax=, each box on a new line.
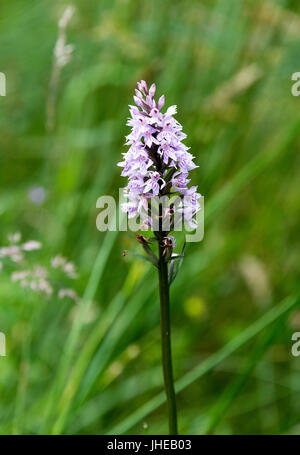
xmin=1 ymin=0 xmax=300 ymax=435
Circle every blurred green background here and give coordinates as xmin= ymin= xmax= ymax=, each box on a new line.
xmin=1 ymin=0 xmax=300 ymax=435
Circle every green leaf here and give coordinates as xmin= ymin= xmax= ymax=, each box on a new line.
xmin=170 ymin=255 xmax=185 ymax=261
xmin=169 ymin=242 xmax=186 ymax=285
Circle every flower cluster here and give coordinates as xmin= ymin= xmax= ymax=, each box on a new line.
xmin=0 ymin=233 xmax=78 ymax=302
xmin=118 ymin=80 xmax=201 ymax=230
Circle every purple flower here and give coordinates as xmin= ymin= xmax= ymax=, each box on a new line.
xmin=119 ymin=80 xmax=201 ymax=229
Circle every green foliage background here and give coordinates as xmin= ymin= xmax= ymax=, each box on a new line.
xmin=1 ymin=0 xmax=300 ymax=435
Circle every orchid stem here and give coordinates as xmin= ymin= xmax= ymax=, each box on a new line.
xmin=158 ymin=240 xmax=178 ymax=435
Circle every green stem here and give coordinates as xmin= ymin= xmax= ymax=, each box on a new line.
xmin=158 ymin=241 xmax=178 ymax=435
